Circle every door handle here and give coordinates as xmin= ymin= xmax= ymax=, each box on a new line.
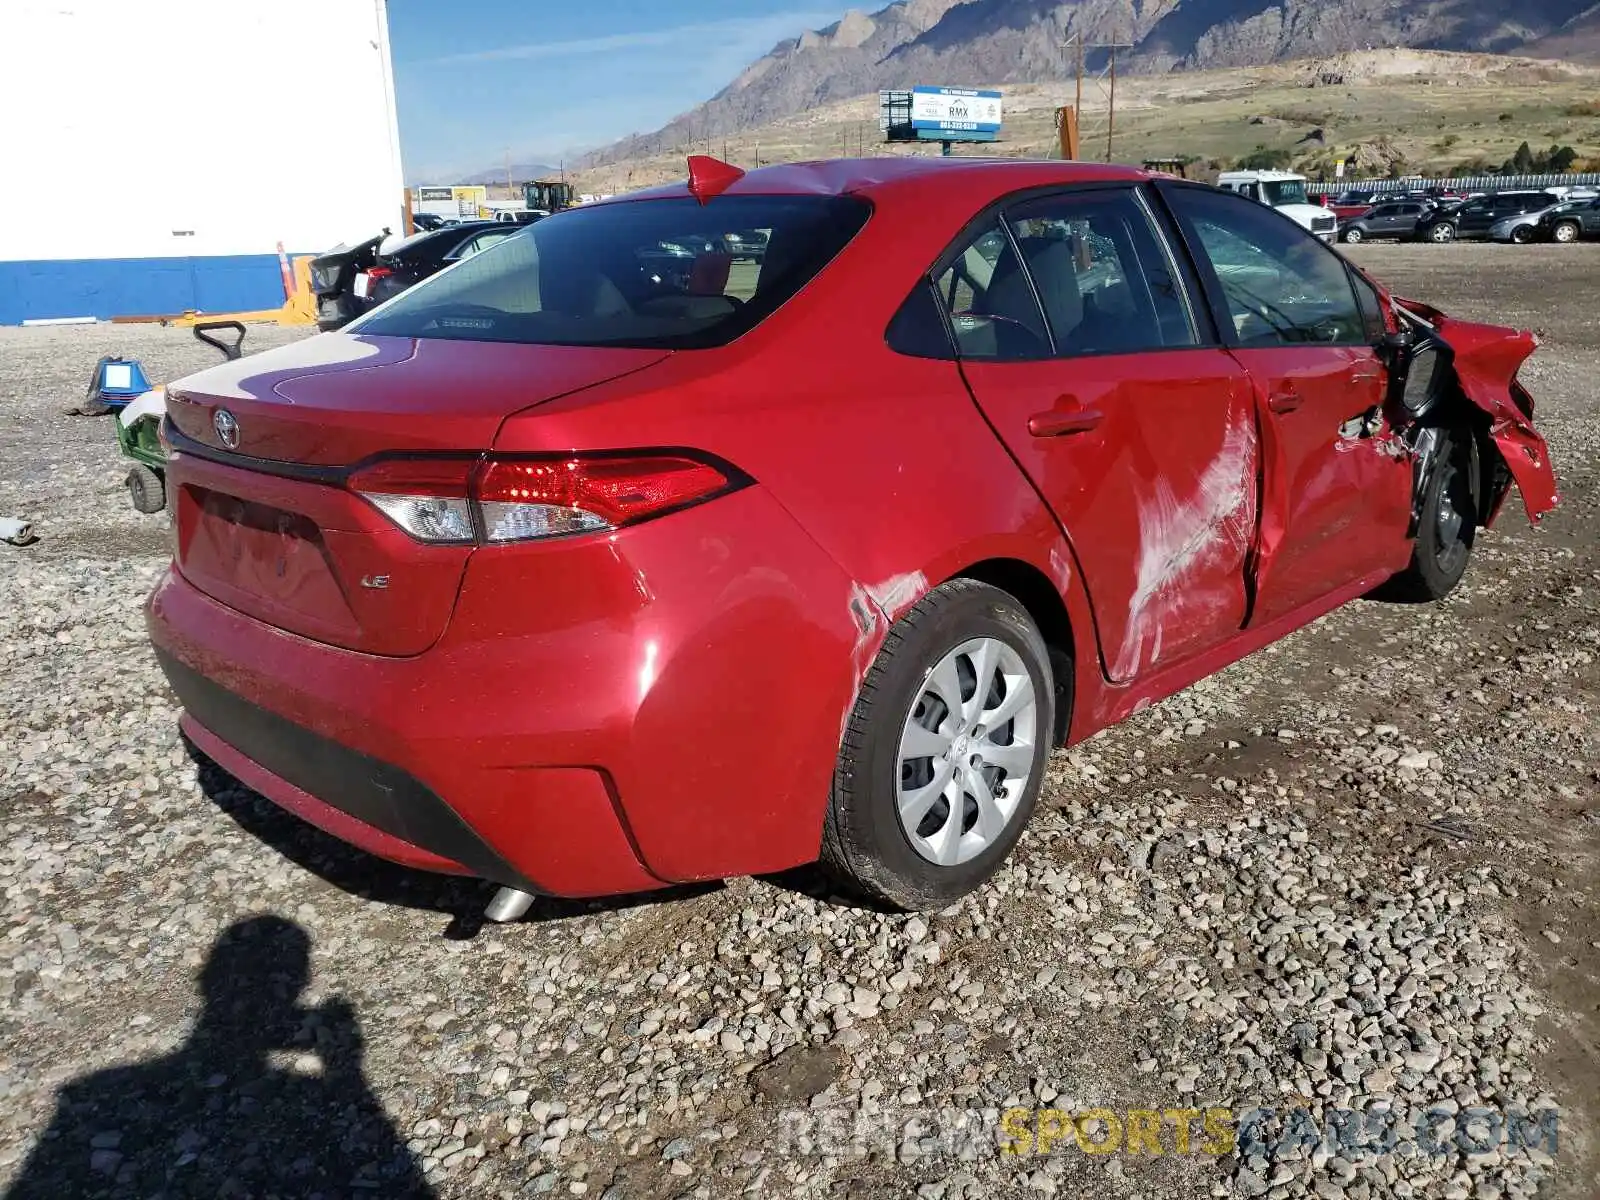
xmin=1028 ymin=403 xmax=1104 ymax=438
xmin=1267 ymin=390 xmax=1303 ymax=414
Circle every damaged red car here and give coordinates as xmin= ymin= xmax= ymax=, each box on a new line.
xmin=147 ymin=157 xmax=1558 ymax=916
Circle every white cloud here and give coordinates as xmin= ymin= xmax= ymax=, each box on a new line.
xmin=429 ymin=10 xmax=842 ymax=65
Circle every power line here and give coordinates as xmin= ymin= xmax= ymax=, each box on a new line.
xmin=1061 ymin=30 xmax=1135 ymax=162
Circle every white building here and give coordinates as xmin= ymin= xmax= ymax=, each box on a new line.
xmin=0 ymin=0 xmax=405 ymax=324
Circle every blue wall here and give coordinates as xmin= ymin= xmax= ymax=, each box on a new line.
xmin=0 ymin=254 xmax=297 ymax=324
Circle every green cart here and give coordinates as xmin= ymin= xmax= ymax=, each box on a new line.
xmin=116 ymin=321 xmax=246 ymax=513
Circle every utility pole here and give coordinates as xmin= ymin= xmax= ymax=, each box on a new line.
xmin=504 ymin=149 xmax=512 ymax=191
xmin=1075 ymin=33 xmax=1083 ymax=121
xmin=1107 ymin=45 xmax=1118 ymax=162
xmin=1091 ymin=37 xmax=1136 ymax=163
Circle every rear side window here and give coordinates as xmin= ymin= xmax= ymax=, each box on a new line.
xmin=927 ymin=188 xmax=1199 ymax=361
xmin=353 ymin=196 xmax=870 ymax=349
xmin=1002 ymin=189 xmax=1199 ymax=355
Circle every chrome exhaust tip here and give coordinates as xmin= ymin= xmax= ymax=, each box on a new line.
xmin=484 ymin=887 xmax=536 ymax=923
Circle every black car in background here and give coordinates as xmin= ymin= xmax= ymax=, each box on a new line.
xmin=1415 ymin=190 xmax=1562 ymax=243
xmin=1536 ymin=196 xmax=1600 ymax=242
xmin=358 ymin=222 xmax=521 ymax=308
xmin=1338 ymin=199 xmax=1431 ymax=243
xmin=309 ymin=233 xmax=385 ymax=331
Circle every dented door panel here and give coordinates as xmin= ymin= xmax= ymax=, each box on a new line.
xmin=1230 ymin=345 xmax=1415 ymax=625
xmin=961 ymin=350 xmax=1260 ymax=684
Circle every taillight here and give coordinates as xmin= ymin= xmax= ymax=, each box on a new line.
xmin=367 ymin=266 xmax=395 ymax=280
xmin=347 ymin=457 xmax=477 ymax=544
xmin=347 ymin=453 xmax=739 ymax=545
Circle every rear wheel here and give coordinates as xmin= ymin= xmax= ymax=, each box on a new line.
xmin=1552 ymin=221 xmax=1580 ymax=244
xmin=125 ymin=464 xmax=166 ymax=514
xmin=1428 ymin=223 xmax=1456 ymax=244
xmin=821 ymin=579 xmax=1056 ymax=910
xmin=1341 ymin=226 xmax=1365 ymax=245
xmin=1375 ymin=427 xmax=1477 ymax=603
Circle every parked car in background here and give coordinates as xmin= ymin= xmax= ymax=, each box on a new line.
xmin=411 ymin=213 xmax=449 ymax=232
xmin=1215 ymin=170 xmax=1338 ymax=242
xmin=309 ymin=232 xmax=385 ymax=331
xmin=354 ymin=221 xmax=521 ymax=309
xmin=147 ymin=157 xmax=1557 ymax=914
xmin=724 ymin=229 xmax=769 ymax=261
xmin=1536 ymin=195 xmax=1600 ymax=242
xmin=494 ymin=209 xmax=548 ymax=225
xmin=1328 ymin=189 xmax=1385 ymax=221
xmin=1338 ymin=199 xmax=1431 ymax=243
xmin=1415 ymin=190 xmax=1562 ymax=243
xmin=1489 ymin=199 xmax=1566 ymax=244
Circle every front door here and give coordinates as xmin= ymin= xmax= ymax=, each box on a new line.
xmin=939 ymin=185 xmax=1260 ymax=682
xmin=1160 ymin=184 xmax=1414 ymax=624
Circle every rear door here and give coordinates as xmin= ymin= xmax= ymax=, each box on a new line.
xmin=1387 ymin=202 xmax=1423 ymax=236
xmin=1366 ymin=204 xmax=1402 ymax=235
xmin=1451 ymin=197 xmax=1494 ymax=234
xmin=1160 ymin=184 xmax=1413 ymax=624
xmin=945 ymin=185 xmax=1260 ymax=682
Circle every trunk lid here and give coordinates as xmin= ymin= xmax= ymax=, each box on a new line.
xmin=308 ymin=234 xmax=383 ymax=297
xmin=164 ymin=334 xmax=670 ymax=655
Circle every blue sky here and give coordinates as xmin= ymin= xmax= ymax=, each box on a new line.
xmin=389 ymin=1 xmax=853 ymax=182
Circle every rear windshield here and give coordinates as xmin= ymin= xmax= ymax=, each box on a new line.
xmin=351 ymin=195 xmax=871 ymax=349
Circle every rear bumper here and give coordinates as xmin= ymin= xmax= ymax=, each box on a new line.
xmin=146 ymin=486 xmax=866 ymax=897
xmin=155 ymin=630 xmax=661 ymax=896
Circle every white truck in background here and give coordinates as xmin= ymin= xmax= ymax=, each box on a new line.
xmin=1216 ymin=170 xmax=1339 ymax=243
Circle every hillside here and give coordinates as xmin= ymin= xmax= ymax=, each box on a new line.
xmin=578 ymin=0 xmax=1599 ymax=168
xmin=569 ymin=49 xmax=1600 ymax=194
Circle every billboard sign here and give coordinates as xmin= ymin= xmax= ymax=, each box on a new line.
xmin=910 ymin=87 xmax=1002 ymax=135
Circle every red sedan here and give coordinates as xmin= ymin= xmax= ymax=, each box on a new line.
xmin=147 ymin=157 xmax=1558 ymax=916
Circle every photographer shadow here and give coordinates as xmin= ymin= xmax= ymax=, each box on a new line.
xmin=4 ymin=915 xmax=435 ymax=1200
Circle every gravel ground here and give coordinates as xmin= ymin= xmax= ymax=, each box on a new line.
xmin=1 ymin=246 xmax=1596 ymax=1200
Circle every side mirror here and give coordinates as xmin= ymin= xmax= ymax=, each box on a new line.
xmin=1385 ymin=334 xmax=1450 ymax=419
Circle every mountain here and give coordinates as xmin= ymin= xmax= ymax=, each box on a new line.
xmin=455 ymin=161 xmax=559 ymax=186
xmin=579 ymin=0 xmax=1597 ymax=166
xmin=1522 ymin=2 xmax=1600 ymax=60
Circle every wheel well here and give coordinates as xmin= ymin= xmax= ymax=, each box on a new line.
xmin=1428 ymin=381 xmax=1509 ymax=527
xmin=955 ymin=557 xmax=1076 ymax=744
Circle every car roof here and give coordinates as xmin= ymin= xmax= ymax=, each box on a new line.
xmin=386 ymin=221 xmax=505 ymax=254
xmin=595 ymin=157 xmax=1150 ymax=208
xmin=1217 ymin=169 xmax=1302 ymax=180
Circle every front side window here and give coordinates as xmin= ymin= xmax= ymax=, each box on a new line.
xmin=1165 ymin=186 xmax=1364 ymax=347
xmin=353 ymin=195 xmax=870 ymax=349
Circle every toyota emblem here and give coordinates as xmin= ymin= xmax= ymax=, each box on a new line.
xmin=213 ymin=409 xmax=239 ymax=449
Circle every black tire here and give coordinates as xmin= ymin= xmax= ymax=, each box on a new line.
xmin=126 ymin=464 xmax=166 ymax=514
xmin=820 ymin=578 xmax=1057 ymax=910
xmin=1428 ymin=223 xmax=1455 ymax=244
xmin=1374 ymin=427 xmax=1478 ymax=603
xmin=1510 ymin=225 xmax=1535 ymax=244
xmin=1341 ymin=227 xmax=1364 ymax=244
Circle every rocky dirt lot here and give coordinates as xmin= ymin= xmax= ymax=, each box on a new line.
xmin=0 ymin=245 xmax=1596 ymax=1200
